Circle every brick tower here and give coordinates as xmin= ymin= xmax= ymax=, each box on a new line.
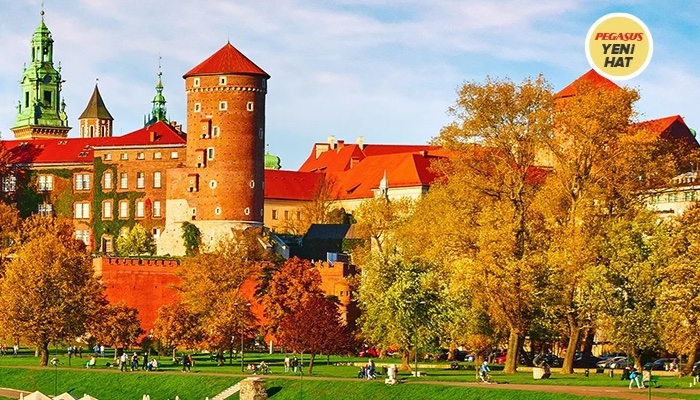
xmin=78 ymin=84 xmax=113 ymax=138
xmin=158 ymin=42 xmax=269 ymax=254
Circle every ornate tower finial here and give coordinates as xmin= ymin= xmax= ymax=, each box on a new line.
xmin=40 ymin=2 xmax=45 ymax=20
xmin=144 ymin=58 xmax=168 ymax=126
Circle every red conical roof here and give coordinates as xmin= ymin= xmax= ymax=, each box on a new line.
xmin=183 ymin=42 xmax=269 ymax=78
xmin=555 ymin=69 xmax=620 ymax=99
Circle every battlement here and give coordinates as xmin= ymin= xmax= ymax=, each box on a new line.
xmin=97 ymin=257 xmax=180 ymax=268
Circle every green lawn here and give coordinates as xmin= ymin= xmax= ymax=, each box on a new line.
xmin=0 ymin=350 xmax=696 ymax=399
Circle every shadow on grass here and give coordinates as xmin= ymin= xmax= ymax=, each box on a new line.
xmin=267 ymin=386 xmax=283 ymax=397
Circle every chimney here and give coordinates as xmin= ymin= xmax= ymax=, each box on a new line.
xmin=328 ymin=135 xmax=336 ymax=150
xmin=149 ymin=130 xmax=156 ymax=142
xmin=356 ymin=136 xmax=364 ymax=150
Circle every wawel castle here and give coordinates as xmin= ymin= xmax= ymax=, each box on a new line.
xmin=3 ymin=13 xmax=698 ymax=258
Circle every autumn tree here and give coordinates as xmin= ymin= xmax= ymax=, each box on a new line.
xmin=0 ymin=215 xmax=104 ymax=366
xmin=89 ymin=302 xmax=143 ymax=357
xmin=432 ymin=75 xmax=553 ymax=373
xmin=277 ymin=295 xmax=354 ymax=374
xmin=656 ymin=205 xmax=700 ymax=372
xmin=152 ymin=302 xmax=204 ymax=356
xmin=595 ymin=212 xmax=665 ymax=370
xmin=116 ymin=223 xmax=156 ymax=256
xmin=0 ymin=202 xmax=20 ymax=274
xmin=176 ymin=228 xmax=271 ymax=357
xmin=357 ymin=255 xmax=447 ymax=370
xmin=260 ymin=257 xmax=324 ymax=336
xmin=353 ymin=197 xmax=414 ymax=262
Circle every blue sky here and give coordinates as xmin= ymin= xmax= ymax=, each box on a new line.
xmin=0 ymin=1 xmax=698 ymax=170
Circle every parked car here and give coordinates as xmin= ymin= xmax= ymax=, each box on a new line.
xmin=609 ymin=358 xmax=629 ymax=369
xmin=573 ymin=355 xmax=602 ymax=368
xmin=652 ymin=358 xmax=678 ymax=371
xmin=597 ymin=356 xmax=626 ymax=369
xmin=494 ymin=352 xmax=508 ymax=364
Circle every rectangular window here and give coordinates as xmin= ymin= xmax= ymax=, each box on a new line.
xmin=137 ymin=152 xmax=145 ymax=160
xmin=44 ymin=90 xmax=52 ymax=107
xmin=38 ymin=203 xmax=52 ymax=216
xmin=74 ymin=202 xmax=90 ymax=219
xmin=153 ymin=201 xmax=162 ymax=218
xmin=136 ymin=201 xmax=145 ymax=218
xmin=120 ymin=153 xmax=128 ymax=160
xmin=207 ymin=148 xmax=215 ymax=160
xmin=272 ymin=209 xmax=278 ymax=220
xmin=153 ymin=228 xmax=161 ymax=240
xmin=170 ymin=151 xmax=179 ymax=159
xmin=153 ymin=151 xmax=162 ymax=159
xmin=212 ymin=126 xmax=220 ymax=137
xmin=119 ymin=201 xmax=129 ymax=218
xmin=104 ymin=153 xmax=112 ymax=161
xmin=219 ymin=101 xmax=227 ymax=111
xmin=153 ymin=171 xmax=162 ymax=188
xmin=136 ymin=172 xmax=145 ymax=189
xmin=104 ymin=172 xmax=113 ymax=190
xmin=193 ymin=77 xmax=200 ymax=87
xmin=219 ymin=76 xmax=227 ymax=85
xmin=2 ymin=176 xmax=16 ymax=193
xmin=120 ymin=173 xmax=128 ymax=189
xmin=259 ymin=128 xmax=264 ymax=139
xmin=103 ymin=201 xmax=112 ymax=219
xmin=75 ymin=229 xmax=90 ymax=246
xmin=38 ymin=175 xmax=53 ymax=191
xmin=194 ymin=103 xmax=201 ymax=112
xmin=74 ymin=174 xmax=90 ymax=191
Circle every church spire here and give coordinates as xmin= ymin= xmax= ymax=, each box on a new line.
xmin=11 ymin=8 xmax=70 ymax=139
xmin=145 ymin=58 xmax=168 ymax=127
xmin=78 ymin=81 xmax=114 ymax=138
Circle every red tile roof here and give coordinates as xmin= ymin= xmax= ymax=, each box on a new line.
xmin=299 ymin=142 xmax=443 ymax=174
xmin=1 ymin=121 xmax=185 ymax=165
xmin=633 ymin=115 xmax=698 ymax=147
xmin=555 ymin=69 xmax=620 ymax=99
xmin=183 ymin=42 xmax=270 ymax=79
xmin=333 ymin=151 xmax=444 ymax=199
xmin=634 ymin=115 xmax=685 ymax=138
xmin=264 ymin=169 xmax=325 ymax=201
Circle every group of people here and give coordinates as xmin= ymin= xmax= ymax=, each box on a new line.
xmin=283 ymin=356 xmax=301 ymax=373
xmin=0 ymin=344 xmax=18 ymax=356
xmin=357 ymin=359 xmax=376 ymax=380
xmin=91 ymin=344 xmax=106 ymax=358
xmin=180 ymin=354 xmax=194 ymax=372
xmin=622 ymin=366 xmax=651 ymax=389
xmin=116 ymin=352 xmax=158 ymax=372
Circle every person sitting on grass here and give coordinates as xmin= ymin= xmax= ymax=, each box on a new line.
xmin=147 ymin=358 xmax=158 ymax=371
xmin=86 ymin=356 xmax=96 ymax=368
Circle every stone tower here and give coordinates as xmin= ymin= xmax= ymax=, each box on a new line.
xmin=158 ymin=42 xmax=269 ymax=255
xmin=78 ymin=84 xmax=113 ymax=138
xmin=11 ymin=10 xmax=70 ymax=139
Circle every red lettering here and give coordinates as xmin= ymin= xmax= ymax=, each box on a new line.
xmin=594 ymin=32 xmax=645 ymax=41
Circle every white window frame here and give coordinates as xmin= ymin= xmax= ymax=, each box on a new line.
xmin=136 ymin=172 xmax=145 ymax=189
xmin=247 ymin=101 xmax=254 ymax=111
xmin=212 ymin=126 xmax=220 ymax=137
xmin=193 ymin=77 xmax=200 ymax=87
xmin=194 ymin=103 xmax=201 ymax=112
xmin=38 ymin=175 xmax=53 ymax=191
xmin=170 ymin=151 xmax=179 ymax=159
xmin=153 ymin=201 xmax=162 ymax=218
xmin=104 ymin=153 xmax=112 ymax=161
xmin=2 ymin=176 xmax=15 ymax=192
xmin=104 ymin=172 xmax=113 ymax=190
xmin=219 ymin=101 xmax=227 ymax=111
xmin=75 ymin=229 xmax=90 ymax=246
xmin=75 ymin=174 xmax=90 ymax=191
xmin=38 ymin=203 xmax=52 ymax=216
xmin=153 ymin=151 xmax=162 ymax=160
xmin=120 ymin=172 xmax=128 ymax=189
xmin=119 ymin=200 xmax=129 ymax=219
xmin=120 ymin=153 xmax=128 ymax=160
xmin=219 ymin=76 xmax=227 ymax=85
xmin=153 ymin=171 xmax=162 ymax=188
xmin=137 ymin=152 xmax=145 ymax=160
xmin=103 ymin=201 xmax=113 ymax=219
xmin=74 ymin=202 xmax=90 ymax=219
xmin=207 ymin=147 xmax=215 ymax=160
xmin=136 ymin=200 xmax=145 ymax=218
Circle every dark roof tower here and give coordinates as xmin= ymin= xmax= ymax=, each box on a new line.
xmin=78 ymin=83 xmax=113 ymax=138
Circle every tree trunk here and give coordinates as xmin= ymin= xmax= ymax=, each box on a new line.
xmin=308 ymin=353 xmax=316 ymax=374
xmin=39 ymin=342 xmax=49 ymax=366
xmin=447 ymin=343 xmax=456 ymax=362
xmin=560 ymin=321 xmax=581 ymax=374
xmin=683 ymin=344 xmax=699 ymax=375
xmin=504 ymin=330 xmax=519 ymax=373
xmin=632 ymin=348 xmax=643 ymax=371
xmin=401 ymin=350 xmax=411 ymax=371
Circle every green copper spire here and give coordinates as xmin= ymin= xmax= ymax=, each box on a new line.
xmin=12 ymin=10 xmax=70 ymax=139
xmin=145 ymin=60 xmax=168 ymax=127
xmin=264 ymin=146 xmax=281 ymax=170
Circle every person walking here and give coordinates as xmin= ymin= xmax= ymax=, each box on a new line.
xmin=629 ymin=367 xmax=642 ymax=389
